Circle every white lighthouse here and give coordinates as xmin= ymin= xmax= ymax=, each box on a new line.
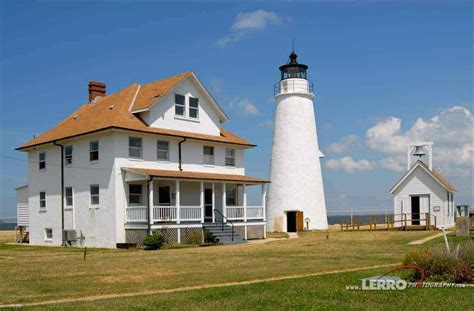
xmin=266 ymin=51 xmax=328 ymax=232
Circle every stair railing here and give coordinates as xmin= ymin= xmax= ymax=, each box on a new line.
xmin=213 ymin=209 xmax=235 ymax=242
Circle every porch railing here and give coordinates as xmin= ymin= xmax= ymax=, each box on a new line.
xmin=126 ymin=205 xmax=264 ymax=223
xmin=180 ymin=206 xmax=202 ymax=222
xmin=247 ymin=206 xmax=264 ymax=219
xmin=126 ymin=206 xmax=147 ymax=222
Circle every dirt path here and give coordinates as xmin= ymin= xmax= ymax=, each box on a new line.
xmin=0 ymin=263 xmax=399 ymax=309
xmin=408 ymin=232 xmax=444 ymax=245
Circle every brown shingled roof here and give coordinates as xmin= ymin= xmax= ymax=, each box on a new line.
xmin=131 ymin=71 xmax=191 ymax=112
xmin=124 ymin=167 xmax=269 ymax=184
xmin=17 ymin=72 xmax=254 ymax=150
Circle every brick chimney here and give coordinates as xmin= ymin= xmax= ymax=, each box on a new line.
xmin=88 ymin=81 xmax=106 ymax=102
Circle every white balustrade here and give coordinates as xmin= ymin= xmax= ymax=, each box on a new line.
xmin=153 ymin=206 xmax=177 ymax=222
xmin=247 ymin=206 xmax=264 ymax=219
xmin=126 ymin=206 xmax=147 ymax=222
xmin=180 ymin=206 xmax=202 ymax=221
xmin=226 ymin=206 xmax=245 ymax=220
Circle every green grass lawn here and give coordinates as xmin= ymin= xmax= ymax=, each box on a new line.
xmin=0 ymin=230 xmax=471 ymax=309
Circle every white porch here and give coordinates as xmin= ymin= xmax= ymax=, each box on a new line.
xmin=123 ymin=168 xmax=267 ymax=225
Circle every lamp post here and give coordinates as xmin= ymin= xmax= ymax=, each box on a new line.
xmin=305 ymin=217 xmax=311 ymax=231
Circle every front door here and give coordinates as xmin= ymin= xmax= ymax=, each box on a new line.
xmin=411 ymin=196 xmax=420 ymax=225
xmin=204 ymin=189 xmax=213 ymax=222
xmin=158 ymin=186 xmax=171 ymax=205
xmin=287 ymin=211 xmax=297 ymax=232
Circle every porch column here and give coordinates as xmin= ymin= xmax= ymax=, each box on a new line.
xmin=262 ymin=183 xmax=267 ymax=222
xmin=149 ymin=178 xmax=154 ymax=230
xmin=200 ymin=181 xmax=204 ymax=223
xmin=176 ymin=180 xmax=181 ymax=224
xmin=222 ymin=182 xmax=227 ymax=223
xmin=212 ymin=182 xmax=215 ymax=223
xmin=243 ymin=184 xmax=247 ymax=222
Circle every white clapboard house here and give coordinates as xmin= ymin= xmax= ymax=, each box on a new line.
xmin=390 ymin=142 xmax=456 ymax=229
xmin=16 ymin=71 xmax=268 ymax=248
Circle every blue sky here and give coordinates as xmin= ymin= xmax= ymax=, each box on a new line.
xmin=0 ymin=2 xmax=472 ymax=217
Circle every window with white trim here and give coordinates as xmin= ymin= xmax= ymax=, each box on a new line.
xmin=225 ymin=148 xmax=235 ymax=166
xmin=90 ymin=185 xmax=100 ymax=205
xmin=175 ymin=94 xmax=185 ymax=116
xmin=226 ymin=187 xmax=236 ymax=206
xmin=129 ymin=184 xmax=143 ymax=205
xmin=189 ymin=97 xmax=199 ymax=119
xmin=157 ymin=140 xmax=169 ymax=160
xmin=65 ymin=187 xmax=73 ymax=207
xmin=90 ymin=141 xmax=99 ymax=161
xmin=65 ymin=145 xmax=73 ymax=165
xmin=39 ymin=192 xmax=46 ymax=208
xmin=129 ymin=137 xmax=143 ymax=158
xmin=45 ymin=228 xmax=53 ymax=240
xmin=203 ymin=146 xmax=214 ymax=165
xmin=39 ymin=152 xmax=46 ymax=170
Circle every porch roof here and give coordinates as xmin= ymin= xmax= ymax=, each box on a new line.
xmin=123 ymin=167 xmax=269 ymax=184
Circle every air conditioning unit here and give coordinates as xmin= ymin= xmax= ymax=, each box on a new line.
xmin=63 ymin=230 xmax=77 ymax=243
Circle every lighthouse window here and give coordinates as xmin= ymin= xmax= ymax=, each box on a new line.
xmin=189 ymin=97 xmax=199 ymax=119
xmin=175 ymin=94 xmax=185 ymax=116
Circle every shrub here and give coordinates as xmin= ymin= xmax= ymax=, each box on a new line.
xmin=143 ymin=232 xmax=165 ymax=250
xmin=203 ymin=228 xmax=217 ymax=244
xmin=403 ymin=250 xmax=432 ymax=281
xmin=453 ymin=260 xmax=474 ymax=283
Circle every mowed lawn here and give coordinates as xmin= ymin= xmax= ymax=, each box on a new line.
xmin=0 ymin=230 xmax=471 ymax=309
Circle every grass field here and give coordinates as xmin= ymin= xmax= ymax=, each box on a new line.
xmin=0 ymin=230 xmax=472 ymax=309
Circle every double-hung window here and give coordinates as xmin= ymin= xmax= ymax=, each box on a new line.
xmin=203 ymin=146 xmax=214 ymax=165
xmin=90 ymin=185 xmax=100 ymax=206
xmin=225 ymin=148 xmax=235 ymax=166
xmin=189 ymin=97 xmax=199 ymax=119
xmin=39 ymin=152 xmax=46 ymax=170
xmin=129 ymin=137 xmax=143 ymax=158
xmin=226 ymin=188 xmax=237 ymax=206
xmin=157 ymin=140 xmax=169 ymax=161
xmin=90 ymin=141 xmax=99 ymax=161
xmin=45 ymin=228 xmax=53 ymax=240
xmin=65 ymin=146 xmax=73 ymax=165
xmin=65 ymin=187 xmax=73 ymax=207
xmin=175 ymin=94 xmax=185 ymax=117
xmin=39 ymin=192 xmax=46 ymax=208
xmin=129 ymin=184 xmax=143 ymax=205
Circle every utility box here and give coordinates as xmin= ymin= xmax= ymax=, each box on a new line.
xmin=63 ymin=230 xmax=77 ymax=244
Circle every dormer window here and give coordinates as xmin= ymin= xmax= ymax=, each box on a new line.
xmin=189 ymin=97 xmax=199 ymax=119
xmin=175 ymin=94 xmax=185 ymax=116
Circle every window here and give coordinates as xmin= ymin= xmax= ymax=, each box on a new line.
xmin=175 ymin=94 xmax=185 ymax=116
xmin=65 ymin=187 xmax=73 ymax=207
xmin=226 ymin=188 xmax=236 ymax=206
xmin=39 ymin=192 xmax=46 ymax=208
xmin=39 ymin=152 xmax=46 ymax=170
xmin=129 ymin=184 xmax=143 ymax=205
xmin=189 ymin=97 xmax=199 ymax=119
xmin=45 ymin=228 xmax=53 ymax=240
xmin=203 ymin=146 xmax=214 ymax=165
xmin=90 ymin=185 xmax=100 ymax=205
xmin=129 ymin=137 xmax=143 ymax=158
xmin=225 ymin=148 xmax=235 ymax=166
xmin=65 ymin=146 xmax=73 ymax=165
xmin=157 ymin=140 xmax=169 ymax=160
xmin=90 ymin=141 xmax=99 ymax=161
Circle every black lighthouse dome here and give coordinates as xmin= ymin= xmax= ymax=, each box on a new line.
xmin=279 ymin=51 xmax=308 ymax=80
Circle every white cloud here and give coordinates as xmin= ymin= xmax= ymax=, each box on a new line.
xmin=365 ymin=105 xmax=473 ymax=176
xmin=229 ymin=98 xmax=260 ymax=116
xmin=325 ymin=134 xmax=360 ymax=153
xmin=217 ymin=10 xmax=286 ymax=47
xmin=258 ymin=120 xmax=274 ymax=129
xmin=325 ymin=157 xmax=376 ymax=174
